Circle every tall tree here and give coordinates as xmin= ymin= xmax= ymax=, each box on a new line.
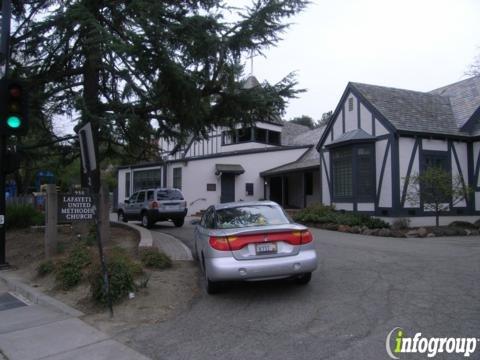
xmin=10 ymin=0 xmax=309 ymax=168
xmin=289 ymin=115 xmax=315 ymax=129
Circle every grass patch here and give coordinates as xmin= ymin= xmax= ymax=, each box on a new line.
xmin=140 ymin=248 xmax=172 ymax=270
xmin=37 ymin=260 xmax=55 ymax=277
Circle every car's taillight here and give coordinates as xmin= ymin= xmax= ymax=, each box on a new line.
xmin=300 ymin=230 xmax=313 ymax=244
xmin=209 ymin=231 xmax=314 ymax=252
xmin=150 ymin=201 xmax=159 ymax=209
xmin=209 ymin=236 xmax=231 ymax=251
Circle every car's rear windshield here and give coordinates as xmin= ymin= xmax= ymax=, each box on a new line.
xmin=157 ymin=189 xmax=184 ymax=200
xmin=216 ymin=205 xmax=290 ymax=229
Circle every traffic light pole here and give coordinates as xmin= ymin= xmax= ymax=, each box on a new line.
xmin=0 ymin=134 xmax=7 ymax=268
xmin=0 ymin=0 xmax=12 ymax=268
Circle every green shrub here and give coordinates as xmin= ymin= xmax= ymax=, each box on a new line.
xmin=56 ymin=262 xmax=83 ymax=289
xmin=140 ymin=248 xmax=172 ymax=269
xmin=5 ymin=204 xmax=44 ymax=229
xmin=55 ymin=242 xmax=92 ymax=290
xmin=37 ymin=260 xmax=55 ymax=277
xmin=293 ymin=204 xmax=390 ymax=229
xmin=108 ymin=247 xmax=143 ymax=275
xmin=68 ymin=242 xmax=92 ymax=268
xmin=89 ymin=254 xmax=136 ymax=305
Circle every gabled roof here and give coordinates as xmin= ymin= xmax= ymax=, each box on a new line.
xmin=351 ymin=82 xmax=468 ymax=136
xmin=430 ymin=76 xmax=480 ymax=129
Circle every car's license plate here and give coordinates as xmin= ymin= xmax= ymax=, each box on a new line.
xmin=165 ymin=205 xmax=178 ymax=210
xmin=255 ymin=242 xmax=277 ymax=255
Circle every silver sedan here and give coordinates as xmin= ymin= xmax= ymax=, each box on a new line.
xmin=193 ymin=201 xmax=318 ymax=294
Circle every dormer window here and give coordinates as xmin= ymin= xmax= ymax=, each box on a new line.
xmin=222 ymin=127 xmax=282 ymax=146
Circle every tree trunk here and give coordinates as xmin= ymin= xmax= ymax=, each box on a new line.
xmin=80 ymin=1 xmax=102 ymax=188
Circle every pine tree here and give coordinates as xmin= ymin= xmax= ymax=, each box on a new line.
xmin=10 ymin=0 xmax=309 ymax=166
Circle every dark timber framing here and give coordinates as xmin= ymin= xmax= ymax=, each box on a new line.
xmin=316 ymin=81 xmax=480 ymax=218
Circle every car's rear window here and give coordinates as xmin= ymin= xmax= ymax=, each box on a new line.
xmin=216 ymin=205 xmax=290 ymax=229
xmin=157 ymin=189 xmax=184 ymax=200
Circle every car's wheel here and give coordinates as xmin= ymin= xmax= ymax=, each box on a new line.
xmin=117 ymin=210 xmax=128 ymax=223
xmin=192 ymin=242 xmax=199 ymax=261
xmin=173 ymin=218 xmax=184 ymax=227
xmin=202 ymin=255 xmax=222 ymax=294
xmin=295 ymin=272 xmax=312 ymax=285
xmin=141 ymin=212 xmax=153 ymax=229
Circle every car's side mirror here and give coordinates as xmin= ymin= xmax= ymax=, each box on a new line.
xmin=124 ymin=199 xmax=130 ymax=204
xmin=190 ymin=219 xmax=200 ymax=225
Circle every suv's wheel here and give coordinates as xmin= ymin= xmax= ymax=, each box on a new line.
xmin=173 ymin=218 xmax=184 ymax=227
xmin=295 ymin=272 xmax=312 ymax=285
xmin=141 ymin=212 xmax=153 ymax=228
xmin=118 ymin=210 xmax=128 ymax=223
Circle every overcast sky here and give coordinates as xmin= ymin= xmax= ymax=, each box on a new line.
xmin=244 ymin=0 xmax=480 ymax=121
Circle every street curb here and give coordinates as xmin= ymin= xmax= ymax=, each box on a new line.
xmin=110 ymin=219 xmax=153 ymax=247
xmin=0 ymin=271 xmax=84 ymax=317
xmin=153 ymin=232 xmax=193 ymax=261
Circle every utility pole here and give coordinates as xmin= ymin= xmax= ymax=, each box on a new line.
xmin=0 ymin=0 xmax=11 ymax=269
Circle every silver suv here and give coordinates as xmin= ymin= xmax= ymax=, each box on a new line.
xmin=118 ymin=188 xmax=187 ymax=228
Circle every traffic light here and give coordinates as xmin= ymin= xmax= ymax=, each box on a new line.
xmin=0 ymin=78 xmax=28 ymax=136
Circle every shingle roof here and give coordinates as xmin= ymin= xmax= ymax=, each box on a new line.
xmin=281 ymin=122 xmax=310 ymax=145
xmin=351 ymin=82 xmax=469 ymax=136
xmin=430 ymin=76 xmax=480 ymax=128
xmin=260 ymin=147 xmax=319 ymax=176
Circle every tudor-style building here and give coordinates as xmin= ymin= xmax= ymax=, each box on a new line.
xmin=116 ymin=118 xmax=319 ymax=215
xmin=317 ymin=75 xmax=480 ymax=223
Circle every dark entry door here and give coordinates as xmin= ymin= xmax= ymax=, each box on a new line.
xmin=269 ymin=177 xmax=282 ymax=205
xmin=221 ymin=174 xmax=235 ymax=203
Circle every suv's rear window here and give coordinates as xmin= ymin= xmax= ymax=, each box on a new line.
xmin=216 ymin=205 xmax=290 ymax=229
xmin=157 ymin=189 xmax=184 ymax=200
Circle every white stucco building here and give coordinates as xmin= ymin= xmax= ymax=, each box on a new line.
xmin=116 ymin=119 xmax=323 ymax=215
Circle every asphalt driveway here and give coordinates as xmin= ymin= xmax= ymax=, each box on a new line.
xmin=123 ymin=222 xmax=480 ymax=360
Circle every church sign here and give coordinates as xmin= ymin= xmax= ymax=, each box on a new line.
xmin=58 ymin=191 xmax=94 ymax=222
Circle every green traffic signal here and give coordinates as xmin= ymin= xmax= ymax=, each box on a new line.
xmin=6 ymin=116 xmax=21 ymax=129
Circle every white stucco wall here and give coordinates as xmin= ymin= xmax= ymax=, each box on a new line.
xmin=474 ymin=142 xmax=480 ymax=211
xmin=399 ymin=137 xmax=419 ymax=208
xmin=165 ymin=148 xmax=308 ymax=215
xmin=375 ymin=119 xmax=389 ymax=136
xmin=332 ymin=110 xmax=343 ymax=140
xmin=357 ymin=203 xmax=375 ymax=211
xmin=376 ymin=139 xmax=392 ymax=208
xmin=321 ymin=152 xmax=331 ymax=204
xmin=422 ymin=139 xmax=448 ymax=151
xmin=452 ymin=141 xmax=468 ymax=208
xmin=359 ymin=103 xmax=372 ymax=135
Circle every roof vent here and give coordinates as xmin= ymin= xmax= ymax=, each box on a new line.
xmin=348 ymin=97 xmax=354 ymax=112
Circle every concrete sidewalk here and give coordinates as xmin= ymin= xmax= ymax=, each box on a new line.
xmin=0 ymin=280 xmax=150 ymax=360
xmin=110 ymin=213 xmax=192 ymax=261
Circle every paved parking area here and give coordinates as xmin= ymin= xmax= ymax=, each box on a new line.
xmin=120 ymin=226 xmax=480 ymax=360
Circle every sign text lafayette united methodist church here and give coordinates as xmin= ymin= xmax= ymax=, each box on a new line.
xmin=58 ymin=192 xmax=94 ymax=222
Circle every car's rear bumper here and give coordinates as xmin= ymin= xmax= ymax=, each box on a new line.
xmin=148 ymin=208 xmax=187 ymax=220
xmin=206 ymin=249 xmax=318 ymax=281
